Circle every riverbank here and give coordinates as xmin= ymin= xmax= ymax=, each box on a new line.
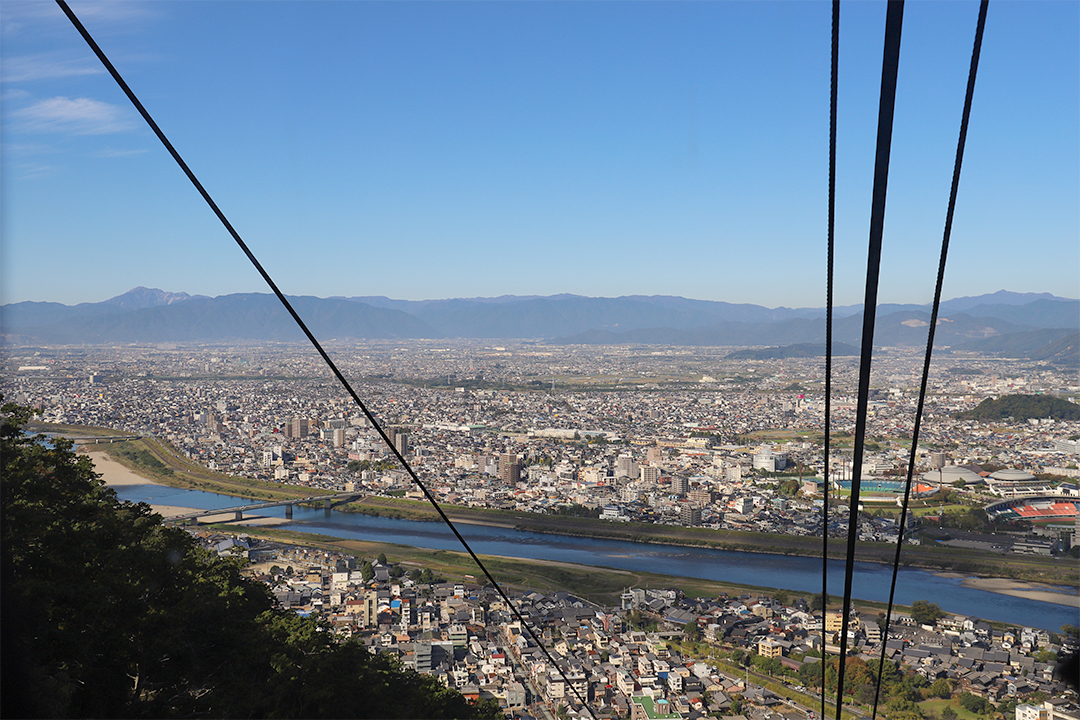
xmin=935 ymin=572 xmax=1078 ymax=608
xmin=80 ymin=439 xmax=1077 ymax=610
xmin=85 ymin=447 xmax=162 ymax=486
xmin=342 ymin=496 xmax=1077 ymax=588
xmin=86 ymin=449 xmax=289 ymax=526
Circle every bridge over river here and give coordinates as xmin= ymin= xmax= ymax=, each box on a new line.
xmin=163 ymin=492 xmax=364 ymax=523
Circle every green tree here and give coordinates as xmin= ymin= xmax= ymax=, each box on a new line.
xmin=929 ymin=678 xmax=954 ymax=699
xmin=0 ymin=399 xmax=499 ymax=719
xmin=959 ymin=692 xmax=991 ymax=715
xmin=377 ymin=552 xmax=388 ymax=566
xmin=910 ymin=600 xmax=946 ymax=626
xmin=810 ymin=592 xmax=831 ymax=612
xmin=942 ymin=707 xmax=958 ymax=720
xmin=361 ymin=560 xmax=375 ymax=582
xmin=683 ymin=621 xmax=702 ymax=642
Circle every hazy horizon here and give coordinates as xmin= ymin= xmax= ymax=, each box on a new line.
xmin=5 ymin=285 xmax=1079 ymax=310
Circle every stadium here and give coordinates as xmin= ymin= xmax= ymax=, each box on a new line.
xmin=831 ymin=479 xmax=938 ymax=497
xmin=984 ymin=496 xmax=1080 ymax=524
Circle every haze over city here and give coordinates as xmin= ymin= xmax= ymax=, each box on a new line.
xmin=2 ymin=1 xmax=1078 ymax=309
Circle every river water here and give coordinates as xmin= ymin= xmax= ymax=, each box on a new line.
xmin=114 ymin=484 xmax=1080 ymax=632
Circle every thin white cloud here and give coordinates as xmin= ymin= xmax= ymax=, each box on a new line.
xmin=12 ymin=162 xmax=59 ymax=179
xmin=11 ymin=96 xmax=135 ymax=135
xmin=66 ymin=0 xmax=157 ymax=25
xmin=1 ymin=88 xmax=32 ymax=101
xmin=1 ymin=52 xmax=105 ymax=82
xmin=93 ymin=147 xmax=148 ymax=158
xmin=1 ymin=0 xmax=156 ymax=39
xmin=1 ymin=141 xmax=61 ymax=155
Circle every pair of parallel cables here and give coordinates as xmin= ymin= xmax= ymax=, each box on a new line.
xmin=58 ymin=1 xmax=988 ymax=718
xmin=821 ymin=2 xmax=988 ymax=720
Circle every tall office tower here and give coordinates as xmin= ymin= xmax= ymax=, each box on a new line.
xmin=333 ymin=428 xmax=346 ymax=448
xmin=394 ymin=432 xmax=409 ymax=457
xmin=929 ymin=451 xmax=946 ymax=469
xmin=641 ymin=466 xmax=659 ymax=485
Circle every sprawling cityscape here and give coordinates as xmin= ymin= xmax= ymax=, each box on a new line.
xmin=3 ymin=337 xmax=1078 ymax=720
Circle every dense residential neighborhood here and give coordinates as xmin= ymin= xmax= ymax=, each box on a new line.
xmin=192 ymin=528 xmax=1078 ymax=720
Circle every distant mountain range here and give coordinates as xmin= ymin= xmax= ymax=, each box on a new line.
xmin=2 ymin=288 xmax=1077 ymax=364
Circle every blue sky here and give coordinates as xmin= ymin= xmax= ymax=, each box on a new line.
xmin=2 ymin=0 xmax=1077 ymax=308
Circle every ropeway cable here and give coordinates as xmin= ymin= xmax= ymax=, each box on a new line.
xmin=55 ymin=1 xmax=598 ymax=714
xmin=870 ymin=3 xmax=988 ymax=718
xmin=821 ymin=3 xmax=839 ymax=719
xmin=834 ymin=1 xmax=904 ymax=716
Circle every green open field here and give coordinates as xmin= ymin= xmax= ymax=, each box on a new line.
xmin=919 ymin=698 xmax=984 ymax=720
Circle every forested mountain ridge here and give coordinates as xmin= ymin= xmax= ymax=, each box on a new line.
xmin=2 ymin=288 xmax=1076 ymax=345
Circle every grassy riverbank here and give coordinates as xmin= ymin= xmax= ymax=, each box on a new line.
xmin=338 ymin=497 xmax=1076 ymax=587
xmin=227 ymin=524 xmax=903 ymax=623
xmin=84 ymin=435 xmax=332 ymax=503
xmin=46 ymin=421 xmax=1075 ymax=588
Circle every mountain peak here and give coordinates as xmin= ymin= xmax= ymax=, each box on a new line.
xmin=99 ymin=287 xmax=200 ymax=311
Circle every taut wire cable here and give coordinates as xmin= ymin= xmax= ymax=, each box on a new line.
xmin=822 ymin=2 xmax=839 ymax=718
xmin=835 ymin=1 xmax=904 ymax=716
xmin=870 ymin=3 xmax=988 ymax=718
xmin=55 ymin=1 xmax=597 ymax=714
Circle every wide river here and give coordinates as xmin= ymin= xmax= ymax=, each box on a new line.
xmin=114 ymin=484 xmax=1080 ymax=632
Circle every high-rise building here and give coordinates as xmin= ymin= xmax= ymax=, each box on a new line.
xmin=671 ymin=475 xmax=689 ymax=496
xmin=333 ymin=428 xmax=346 ymax=448
xmin=499 ymin=453 xmax=521 ymax=484
xmin=641 ymin=466 xmax=659 ymax=485
xmin=680 ymin=505 xmax=702 ymax=526
xmin=394 ymin=432 xmax=409 ymax=457
xmin=287 ymin=417 xmax=309 ymax=439
xmin=615 ymin=454 xmax=638 ymax=479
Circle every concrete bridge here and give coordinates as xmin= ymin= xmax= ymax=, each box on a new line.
xmin=64 ymin=435 xmax=142 ymax=444
xmin=163 ymin=492 xmax=364 ymax=524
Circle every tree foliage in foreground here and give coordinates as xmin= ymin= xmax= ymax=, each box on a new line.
xmin=0 ymin=400 xmax=501 ymax=719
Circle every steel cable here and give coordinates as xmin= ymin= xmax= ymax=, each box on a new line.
xmin=835 ymin=2 xmax=904 ymax=716
xmin=870 ymin=3 xmax=988 ymax=718
xmin=56 ymin=1 xmax=597 ymax=714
